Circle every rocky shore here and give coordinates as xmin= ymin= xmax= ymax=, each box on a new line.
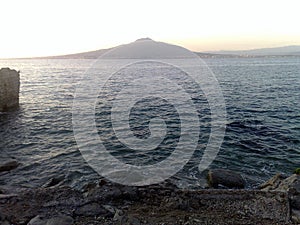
xmin=0 ymin=169 xmax=299 ymax=225
xmin=0 ymin=67 xmax=298 ymax=224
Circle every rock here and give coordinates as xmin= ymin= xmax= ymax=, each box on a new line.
xmin=0 ymin=68 xmax=20 ymax=112
xmin=46 ymin=215 xmax=74 ymax=225
xmin=291 ymin=195 xmax=300 ymax=210
xmin=292 ymin=209 xmax=300 ymax=224
xmin=113 ymin=209 xmax=125 ymax=222
xmin=259 ymin=173 xmax=286 ymax=191
xmin=0 ymin=211 xmax=5 ymax=222
xmin=27 ymin=215 xmax=74 ymax=225
xmin=262 ymin=174 xmax=300 ymax=192
xmin=75 ymin=202 xmax=110 ymax=217
xmin=27 ymin=215 xmax=45 ymax=225
xmin=260 ymin=174 xmax=300 ymax=195
xmin=260 ymin=173 xmax=300 ymax=218
xmin=0 ymin=193 xmax=18 ymax=200
xmin=275 ymin=174 xmax=300 ymax=210
xmin=0 ymin=221 xmax=9 ymax=225
xmin=207 ymin=169 xmax=245 ymax=189
xmin=119 ymin=185 xmax=138 ymax=200
xmin=0 ymin=160 xmax=19 ymax=172
xmin=103 ymin=204 xmax=116 ymax=214
xmin=42 ymin=176 xmax=64 ymax=188
xmin=82 ymin=182 xmax=98 ymax=194
xmin=127 ymin=216 xmax=141 ymax=225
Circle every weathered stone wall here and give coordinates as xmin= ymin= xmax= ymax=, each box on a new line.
xmin=0 ymin=68 xmax=20 ymax=111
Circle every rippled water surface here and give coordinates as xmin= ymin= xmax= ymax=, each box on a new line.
xmin=0 ymin=57 xmax=299 ymax=189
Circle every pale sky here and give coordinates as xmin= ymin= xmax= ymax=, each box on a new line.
xmin=1 ymin=0 xmax=300 ymax=58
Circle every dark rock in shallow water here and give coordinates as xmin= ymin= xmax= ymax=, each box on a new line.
xmin=0 ymin=68 xmax=20 ymax=112
xmin=0 ymin=160 xmax=19 ymax=173
xmin=207 ymin=169 xmax=245 ymax=189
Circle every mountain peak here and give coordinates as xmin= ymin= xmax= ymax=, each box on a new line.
xmin=135 ymin=37 xmax=153 ymax=42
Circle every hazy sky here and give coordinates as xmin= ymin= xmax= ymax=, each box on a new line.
xmin=1 ymin=0 xmax=300 ymax=58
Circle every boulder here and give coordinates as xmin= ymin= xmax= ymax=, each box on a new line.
xmin=270 ymin=174 xmax=299 ymax=192
xmin=75 ymin=202 xmax=111 ymax=217
xmin=0 ymin=68 xmax=20 ymax=112
xmin=27 ymin=215 xmax=45 ymax=225
xmin=0 ymin=160 xmax=19 ymax=172
xmin=275 ymin=174 xmax=300 ymax=211
xmin=259 ymin=173 xmax=286 ymax=191
xmin=27 ymin=215 xmax=74 ymax=225
xmin=260 ymin=174 xmax=300 ymax=223
xmin=207 ymin=169 xmax=245 ymax=189
xmin=45 ymin=216 xmax=74 ymax=225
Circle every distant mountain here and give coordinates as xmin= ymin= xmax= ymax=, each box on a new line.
xmin=208 ymin=45 xmax=300 ymax=56
xmin=37 ymin=38 xmax=230 ymax=59
xmin=35 ymin=41 xmax=300 ymax=59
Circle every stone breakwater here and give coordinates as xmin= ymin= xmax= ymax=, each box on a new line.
xmin=0 ymin=68 xmax=20 ymax=112
xmin=0 ymin=173 xmax=299 ymax=225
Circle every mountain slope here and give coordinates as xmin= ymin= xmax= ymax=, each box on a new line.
xmin=41 ymin=48 xmax=110 ymax=59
